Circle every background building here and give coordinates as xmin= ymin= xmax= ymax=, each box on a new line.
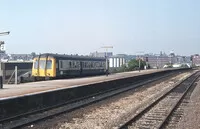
xmin=109 ymin=54 xmax=126 ymax=68
xmin=89 ymin=51 xmax=113 ymax=58
xmin=192 ymin=54 xmax=200 ymax=66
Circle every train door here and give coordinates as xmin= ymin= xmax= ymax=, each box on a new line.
xmin=38 ymin=59 xmax=46 ymax=77
xmin=32 ymin=55 xmax=44 ymax=77
xmin=32 ymin=56 xmax=39 ymax=76
xmin=46 ymin=57 xmax=56 ymax=77
xmin=44 ymin=55 xmax=56 ymax=77
xmin=32 ymin=55 xmax=55 ymax=78
xmin=37 ymin=54 xmax=49 ymax=77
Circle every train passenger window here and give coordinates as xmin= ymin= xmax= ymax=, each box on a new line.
xmin=59 ymin=60 xmax=72 ymax=69
xmin=76 ymin=61 xmax=80 ymax=68
xmin=96 ymin=62 xmax=100 ymax=67
xmin=91 ymin=62 xmax=93 ymax=67
xmin=96 ymin=62 xmax=98 ymax=68
xmin=95 ymin=62 xmax=98 ymax=68
xmin=74 ymin=61 xmax=78 ymax=68
xmin=47 ymin=60 xmax=52 ymax=69
xmin=95 ymin=62 xmax=97 ymax=68
xmin=100 ymin=62 xmax=103 ymax=67
xmin=73 ymin=61 xmax=75 ymax=68
xmin=71 ymin=61 xmax=73 ymax=68
xmin=90 ymin=62 xmax=92 ymax=68
xmin=69 ymin=61 xmax=72 ymax=68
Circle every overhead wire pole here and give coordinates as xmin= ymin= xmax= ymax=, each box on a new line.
xmin=0 ymin=31 xmax=10 ymax=88
xmin=101 ymin=46 xmax=113 ymax=76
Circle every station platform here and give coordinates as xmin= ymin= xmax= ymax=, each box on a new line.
xmin=0 ymin=69 xmax=172 ymax=99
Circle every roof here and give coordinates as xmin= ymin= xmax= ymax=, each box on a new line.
xmin=35 ymin=53 xmax=106 ymax=61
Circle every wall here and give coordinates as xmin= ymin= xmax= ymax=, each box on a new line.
xmin=0 ymin=62 xmax=33 ymax=83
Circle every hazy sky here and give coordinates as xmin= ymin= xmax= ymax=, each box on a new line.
xmin=1 ymin=0 xmax=200 ymax=56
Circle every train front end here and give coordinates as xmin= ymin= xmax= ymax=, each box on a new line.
xmin=32 ymin=55 xmax=56 ymax=78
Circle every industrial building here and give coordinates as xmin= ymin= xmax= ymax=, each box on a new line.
xmin=90 ymin=51 xmax=192 ymax=69
xmin=109 ymin=55 xmax=126 ymax=68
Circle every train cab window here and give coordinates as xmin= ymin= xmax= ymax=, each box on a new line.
xmin=46 ymin=60 xmax=52 ymax=69
xmin=34 ymin=60 xmax=38 ymax=69
xmin=39 ymin=60 xmax=45 ymax=69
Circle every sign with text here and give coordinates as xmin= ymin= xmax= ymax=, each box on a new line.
xmin=0 ymin=44 xmax=5 ymax=51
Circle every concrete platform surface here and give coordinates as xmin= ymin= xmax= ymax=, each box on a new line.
xmin=0 ymin=69 xmax=168 ymax=99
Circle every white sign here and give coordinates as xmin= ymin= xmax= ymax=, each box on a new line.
xmin=0 ymin=44 xmax=5 ymax=51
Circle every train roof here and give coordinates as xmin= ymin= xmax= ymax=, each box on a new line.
xmin=35 ymin=53 xmax=106 ymax=61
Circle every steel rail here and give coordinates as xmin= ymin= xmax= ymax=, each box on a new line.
xmin=119 ymin=71 xmax=199 ymax=129
xmin=0 ymin=73 xmax=176 ymax=129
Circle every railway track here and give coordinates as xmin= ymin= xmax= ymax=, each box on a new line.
xmin=119 ymin=71 xmax=200 ymax=129
xmin=0 ymin=72 xmax=179 ymax=129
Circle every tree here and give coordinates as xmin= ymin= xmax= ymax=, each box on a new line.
xmin=31 ymin=52 xmax=36 ymax=58
xmin=128 ymin=59 xmax=146 ymax=71
xmin=118 ymin=64 xmax=128 ymax=72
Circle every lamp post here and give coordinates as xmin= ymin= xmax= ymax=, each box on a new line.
xmin=139 ymin=57 xmax=141 ymax=72
xmin=0 ymin=31 xmax=10 ymax=36
xmin=0 ymin=31 xmax=10 ymax=88
xmin=101 ymin=46 xmax=113 ymax=76
xmin=0 ymin=41 xmax=4 ymax=77
xmin=136 ymin=51 xmax=144 ymax=72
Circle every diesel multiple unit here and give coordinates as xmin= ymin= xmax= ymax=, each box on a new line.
xmin=32 ymin=53 xmax=107 ymax=79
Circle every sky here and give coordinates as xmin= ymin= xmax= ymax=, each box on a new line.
xmin=1 ymin=0 xmax=200 ymax=56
